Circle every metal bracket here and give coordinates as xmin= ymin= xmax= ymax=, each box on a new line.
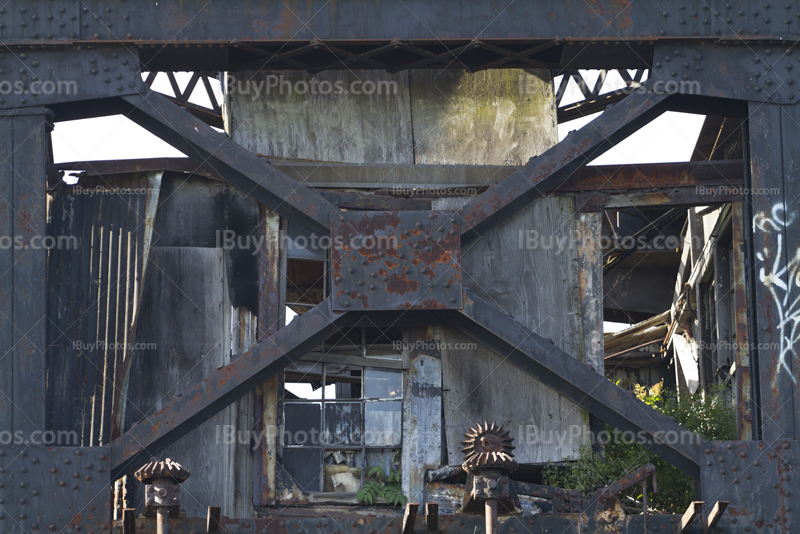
xmin=0 ymin=45 xmax=144 ymax=109
xmin=331 ymin=211 xmax=462 ymax=311
xmin=0 ymin=446 xmax=111 ymax=534
xmin=651 ymin=43 xmax=800 ymax=104
xmin=701 ymin=439 xmax=800 ymax=532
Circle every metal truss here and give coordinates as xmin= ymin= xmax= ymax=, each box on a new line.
xmin=556 ymin=69 xmax=648 ymax=123
xmin=143 ymin=72 xmax=223 ymax=128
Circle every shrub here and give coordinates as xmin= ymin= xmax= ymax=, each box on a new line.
xmin=543 ymin=382 xmax=735 ymax=513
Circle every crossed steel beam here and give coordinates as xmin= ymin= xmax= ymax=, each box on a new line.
xmin=2 ymin=38 xmax=783 ymax=488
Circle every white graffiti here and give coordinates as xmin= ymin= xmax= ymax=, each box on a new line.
xmin=754 ymin=203 xmax=800 ymax=383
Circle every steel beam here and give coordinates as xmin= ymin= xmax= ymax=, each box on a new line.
xmin=458 ymin=90 xmax=673 ymax=242
xmin=117 ymin=91 xmax=339 ymax=235
xmin=109 ymin=298 xmax=356 ymax=479
xmin=0 ymin=107 xmax=49 ymax=435
xmin=447 ymin=289 xmax=702 ymax=479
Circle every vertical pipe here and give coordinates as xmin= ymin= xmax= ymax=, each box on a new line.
xmin=156 ymin=507 xmax=169 ymax=534
xmin=485 ymin=500 xmax=498 ymax=534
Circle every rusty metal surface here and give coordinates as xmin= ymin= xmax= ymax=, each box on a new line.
xmin=331 ymin=211 xmax=462 ymax=311
xmin=651 ymin=43 xmax=800 ymax=105
xmin=701 ymin=440 xmax=800 ymax=533
xmin=134 ymin=459 xmax=190 ymax=484
xmin=603 ymin=464 xmax=656 ymax=498
xmin=461 ymin=422 xmax=517 ymax=473
xmin=0 ymin=446 xmax=111 ymax=534
xmin=0 ymin=46 xmax=144 ymax=109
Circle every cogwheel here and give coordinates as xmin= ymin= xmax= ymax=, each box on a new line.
xmin=461 ymin=421 xmax=518 ymax=473
xmin=134 ymin=458 xmax=191 ymax=484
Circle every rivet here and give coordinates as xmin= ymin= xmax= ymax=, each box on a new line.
xmin=369 ymin=284 xmax=375 ymax=290
xmin=72 ymin=484 xmax=79 ymax=490
xmin=348 ymin=268 xmax=354 ymax=273
xmin=19 ymin=514 xmax=26 ymax=520
xmin=449 ymin=297 xmax=457 ymax=303
xmin=343 ymin=300 xmax=350 ymax=307
xmin=382 ymin=276 xmax=388 ymax=282
xmin=60 ymin=481 xmax=66 ymax=487
xmin=20 ymin=467 xmax=27 ymax=473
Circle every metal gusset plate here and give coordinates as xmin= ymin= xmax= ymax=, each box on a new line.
xmin=331 ymin=211 xmax=462 ymax=311
xmin=651 ymin=43 xmax=800 ymax=104
xmin=0 ymin=46 xmax=144 ymax=109
xmin=701 ymin=439 xmax=800 ymax=532
xmin=0 ymin=446 xmax=111 ymax=534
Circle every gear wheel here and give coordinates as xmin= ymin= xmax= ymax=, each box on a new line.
xmin=461 ymin=421 xmax=518 ymax=473
xmin=134 ymin=458 xmax=191 ymax=484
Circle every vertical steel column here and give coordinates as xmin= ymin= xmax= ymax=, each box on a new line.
xmin=0 ymin=107 xmax=49 ymax=434
xmin=746 ymin=102 xmax=800 ymax=440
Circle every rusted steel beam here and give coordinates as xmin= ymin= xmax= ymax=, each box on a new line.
xmin=117 ymin=91 xmax=338 ymax=235
xmin=560 ymin=160 xmax=744 ymax=193
xmin=401 ymin=503 xmax=419 ymax=534
xmin=6 ymin=1 xmax=800 ymax=59
xmin=602 ymin=464 xmax=656 ymax=498
xmin=680 ymin=501 xmax=704 ymax=533
xmin=447 ymin=289 xmax=702 ymax=479
xmin=109 ymin=298 xmax=356 ymax=479
xmin=704 ymin=501 xmax=729 ymax=533
xmin=458 ymin=91 xmax=673 ymax=242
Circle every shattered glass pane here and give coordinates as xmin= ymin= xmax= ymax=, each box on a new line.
xmin=364 ymin=368 xmax=402 ymax=399
xmin=364 ymin=401 xmax=402 ymax=446
xmin=324 ymin=402 xmax=363 ymax=446
xmin=325 ymin=365 xmax=362 ymax=399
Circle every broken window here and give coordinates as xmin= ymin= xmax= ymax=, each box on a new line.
xmin=281 ymin=361 xmax=403 ymax=495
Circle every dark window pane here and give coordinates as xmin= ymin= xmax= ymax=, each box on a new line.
xmin=364 ymin=368 xmax=402 ymax=399
xmin=284 ymin=403 xmax=321 ymax=446
xmin=324 ymin=402 xmax=363 ymax=445
xmin=284 ymin=448 xmax=322 ymax=492
xmin=365 ymin=401 xmax=402 ymax=446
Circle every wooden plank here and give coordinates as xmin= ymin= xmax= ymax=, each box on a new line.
xmin=401 ymin=327 xmax=443 ymax=503
xmin=254 ymin=208 xmax=283 ymax=506
xmin=704 ymin=501 xmax=729 ymax=533
xmin=713 ymin=236 xmax=733 ymax=378
xmin=124 ymin=247 xmax=233 ymax=517
xmin=731 ymin=201 xmax=752 ymax=438
xmin=577 ymin=211 xmax=605 ymax=449
xmin=402 ymin=503 xmax=420 ymax=534
xmin=228 ymin=70 xmax=414 ymax=164
xmin=10 ymin=112 xmax=48 ymax=433
xmin=439 ymin=196 xmax=586 ymax=464
xmin=409 ymin=69 xmax=557 ymax=166
xmin=425 ymin=502 xmax=439 ymax=533
xmin=680 ymin=501 xmax=704 ymax=533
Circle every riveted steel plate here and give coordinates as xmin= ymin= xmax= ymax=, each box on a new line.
xmin=701 ymin=439 xmax=800 ymax=533
xmin=651 ymin=43 xmax=800 ymax=105
xmin=331 ymin=211 xmax=461 ymax=311
xmin=0 ymin=446 xmax=111 ymax=534
xmin=0 ymin=46 xmax=144 ymax=109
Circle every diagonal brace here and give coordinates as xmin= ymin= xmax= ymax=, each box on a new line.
xmin=118 ymin=91 xmax=338 ymax=234
xmin=458 ymin=90 xmax=673 ymax=242
xmin=446 ymin=289 xmax=701 ymax=479
xmin=109 ymin=298 xmax=355 ymax=479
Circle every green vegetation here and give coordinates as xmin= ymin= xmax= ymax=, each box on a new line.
xmin=356 ymin=466 xmax=407 ymax=507
xmin=543 ymin=382 xmax=736 ymax=513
